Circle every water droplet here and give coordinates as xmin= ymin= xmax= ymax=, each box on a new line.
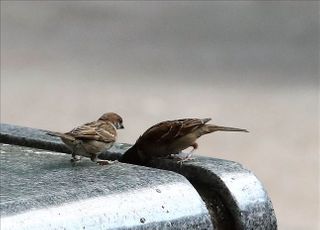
xmin=140 ymin=217 xmax=146 ymax=223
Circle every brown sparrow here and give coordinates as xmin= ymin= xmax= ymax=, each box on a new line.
xmin=120 ymin=118 xmax=248 ymax=165
xmin=48 ymin=112 xmax=124 ymax=164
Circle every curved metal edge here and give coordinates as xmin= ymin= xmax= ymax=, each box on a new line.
xmin=148 ymin=157 xmax=277 ymax=230
xmin=0 ymin=123 xmax=128 ymax=160
xmin=0 ymin=123 xmax=70 ymax=153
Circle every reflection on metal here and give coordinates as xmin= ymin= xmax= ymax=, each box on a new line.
xmin=0 ymin=144 xmax=212 ymax=230
xmin=2 ymin=183 xmax=207 ymax=229
xmin=149 ymin=157 xmax=277 ymax=229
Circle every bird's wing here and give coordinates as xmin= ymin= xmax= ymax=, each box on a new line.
xmin=66 ymin=121 xmax=116 ymax=143
xmin=140 ymin=118 xmax=211 ymax=143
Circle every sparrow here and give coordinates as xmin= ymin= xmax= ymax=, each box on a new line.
xmin=119 ymin=118 xmax=248 ymax=165
xmin=48 ymin=112 xmax=124 ymax=164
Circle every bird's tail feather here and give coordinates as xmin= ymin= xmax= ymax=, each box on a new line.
xmin=201 ymin=118 xmax=212 ymax=124
xmin=47 ymin=131 xmax=75 ymax=141
xmin=203 ymin=125 xmax=249 ymax=134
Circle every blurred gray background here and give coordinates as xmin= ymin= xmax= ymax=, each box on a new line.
xmin=1 ymin=1 xmax=319 ymax=229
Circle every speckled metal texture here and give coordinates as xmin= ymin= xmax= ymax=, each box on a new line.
xmin=148 ymin=157 xmax=277 ymax=230
xmin=0 ymin=123 xmax=277 ymax=229
xmin=0 ymin=144 xmax=213 ymax=230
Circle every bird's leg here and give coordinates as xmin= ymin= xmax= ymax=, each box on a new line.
xmin=71 ymin=155 xmax=81 ymax=162
xmin=70 ymin=141 xmax=82 ymax=164
xmin=71 ymin=151 xmax=81 ymax=162
xmin=96 ymin=160 xmax=114 ymax=165
xmin=176 ymin=143 xmax=198 ymax=164
xmin=157 ymin=143 xmax=199 ymax=162
xmin=91 ymin=154 xmax=114 ymax=165
xmin=186 ymin=142 xmax=198 ymax=158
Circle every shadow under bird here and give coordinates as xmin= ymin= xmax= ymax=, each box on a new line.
xmin=48 ymin=112 xmax=124 ymax=164
xmin=120 ymin=118 xmax=248 ymax=165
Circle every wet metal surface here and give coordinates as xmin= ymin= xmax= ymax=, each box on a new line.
xmin=149 ymin=157 xmax=277 ymax=230
xmin=0 ymin=123 xmax=277 ymax=229
xmin=0 ymin=144 xmax=213 ymax=230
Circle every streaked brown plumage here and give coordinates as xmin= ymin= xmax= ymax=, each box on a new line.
xmin=48 ymin=112 xmax=124 ymax=163
xmin=120 ymin=118 xmax=248 ymax=165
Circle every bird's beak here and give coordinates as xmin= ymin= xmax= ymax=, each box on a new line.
xmin=119 ymin=124 xmax=125 ymax=129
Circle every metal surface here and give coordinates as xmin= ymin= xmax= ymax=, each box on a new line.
xmin=148 ymin=157 xmax=277 ymax=229
xmin=0 ymin=143 xmax=213 ymax=230
xmin=0 ymin=123 xmax=278 ymax=229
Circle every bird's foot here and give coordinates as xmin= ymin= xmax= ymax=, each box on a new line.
xmin=70 ymin=155 xmax=81 ymax=166
xmin=170 ymin=152 xmax=195 ymax=165
xmin=176 ymin=156 xmax=195 ymax=165
xmin=96 ymin=160 xmax=114 ymax=165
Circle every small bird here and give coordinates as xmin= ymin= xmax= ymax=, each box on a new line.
xmin=120 ymin=118 xmax=248 ymax=165
xmin=48 ymin=112 xmax=124 ymax=164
